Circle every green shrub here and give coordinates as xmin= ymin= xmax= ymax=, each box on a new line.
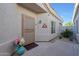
xmin=61 ymin=29 xmax=73 ymax=38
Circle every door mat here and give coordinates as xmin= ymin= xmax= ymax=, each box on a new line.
xmin=24 ymin=43 xmax=38 ymax=51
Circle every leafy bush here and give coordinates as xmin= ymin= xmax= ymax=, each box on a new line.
xmin=61 ymin=29 xmax=73 ymax=38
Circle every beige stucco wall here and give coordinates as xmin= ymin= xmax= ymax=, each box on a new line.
xmin=0 ymin=3 xmax=62 ymax=55
xmin=0 ymin=3 xmax=21 ymax=44
xmin=0 ymin=3 xmax=38 ymax=55
xmin=16 ymin=4 xmax=62 ymax=41
xmin=0 ymin=3 xmax=21 ymax=55
xmin=35 ymin=13 xmax=62 ymax=41
xmin=0 ymin=3 xmax=62 ymax=43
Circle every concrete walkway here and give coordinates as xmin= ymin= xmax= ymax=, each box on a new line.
xmin=23 ymin=40 xmax=79 ymax=56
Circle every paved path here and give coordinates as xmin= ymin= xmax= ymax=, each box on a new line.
xmin=23 ymin=40 xmax=79 ymax=56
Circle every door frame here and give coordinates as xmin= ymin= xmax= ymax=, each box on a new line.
xmin=21 ymin=14 xmax=35 ymax=44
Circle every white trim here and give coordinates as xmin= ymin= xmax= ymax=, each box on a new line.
xmin=72 ymin=3 xmax=79 ymax=22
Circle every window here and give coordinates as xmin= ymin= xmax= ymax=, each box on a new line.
xmin=76 ymin=20 xmax=78 ymax=33
xmin=51 ymin=21 xmax=56 ymax=34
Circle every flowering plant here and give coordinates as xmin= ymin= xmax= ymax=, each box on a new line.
xmin=15 ymin=37 xmax=25 ymax=46
xmin=14 ymin=36 xmax=25 ymax=55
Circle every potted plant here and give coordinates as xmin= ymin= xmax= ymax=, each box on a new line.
xmin=11 ymin=37 xmax=25 ymax=56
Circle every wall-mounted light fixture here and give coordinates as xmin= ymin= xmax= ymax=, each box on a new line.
xmin=35 ymin=20 xmax=42 ymax=25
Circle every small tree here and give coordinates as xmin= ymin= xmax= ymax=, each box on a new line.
xmin=63 ymin=22 xmax=74 ymax=26
xmin=61 ymin=29 xmax=73 ymax=38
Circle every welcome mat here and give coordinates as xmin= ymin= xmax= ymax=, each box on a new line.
xmin=24 ymin=43 xmax=38 ymax=51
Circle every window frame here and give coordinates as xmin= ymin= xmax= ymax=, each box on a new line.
xmin=51 ymin=21 xmax=56 ymax=34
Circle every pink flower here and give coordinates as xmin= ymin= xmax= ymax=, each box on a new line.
xmin=15 ymin=36 xmax=20 ymax=45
